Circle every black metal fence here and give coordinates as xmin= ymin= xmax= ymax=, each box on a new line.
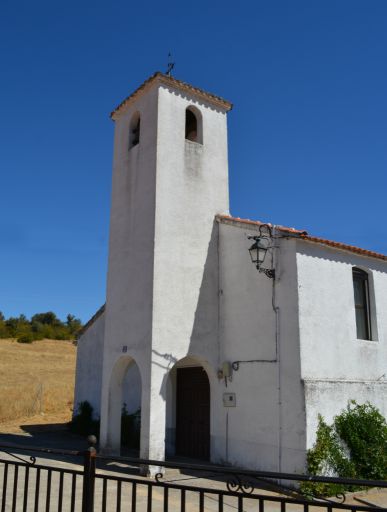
xmin=1 ymin=440 xmax=386 ymax=512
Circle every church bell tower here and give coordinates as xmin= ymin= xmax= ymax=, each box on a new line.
xmin=99 ymin=72 xmax=232 ymax=459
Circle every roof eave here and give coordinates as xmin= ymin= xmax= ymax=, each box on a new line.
xmin=76 ymin=303 xmax=106 ymax=341
xmin=110 ymin=72 xmax=233 ymax=121
xmin=298 ymin=235 xmax=387 ymax=262
xmin=216 ymin=214 xmax=387 ymax=263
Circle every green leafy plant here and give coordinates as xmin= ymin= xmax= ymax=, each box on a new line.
xmin=301 ymin=401 xmax=387 ymax=497
xmin=334 ymin=401 xmax=387 ymax=480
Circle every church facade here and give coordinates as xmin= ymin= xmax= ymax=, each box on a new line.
xmin=74 ymin=73 xmax=387 ymax=473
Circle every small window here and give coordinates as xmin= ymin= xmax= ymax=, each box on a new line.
xmin=185 ymin=106 xmax=203 ymax=144
xmin=129 ymin=112 xmax=140 ymax=149
xmin=185 ymin=110 xmax=197 ymax=141
xmin=352 ymin=267 xmax=372 ymax=340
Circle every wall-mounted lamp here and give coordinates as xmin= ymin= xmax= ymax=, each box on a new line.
xmin=248 ymin=226 xmax=275 ymax=279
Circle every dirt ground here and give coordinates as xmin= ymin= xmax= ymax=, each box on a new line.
xmin=0 ymin=410 xmax=72 ymax=434
xmin=0 ymin=338 xmax=76 ymax=424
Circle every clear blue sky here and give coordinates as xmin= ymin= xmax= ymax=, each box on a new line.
xmin=1 ymin=1 xmax=386 ymax=322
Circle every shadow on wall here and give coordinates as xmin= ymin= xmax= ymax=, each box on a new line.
xmin=151 ymin=221 xmax=219 ymax=458
xmin=153 ymin=220 xmax=219 ymax=402
xmin=189 ymin=221 xmax=219 ymax=358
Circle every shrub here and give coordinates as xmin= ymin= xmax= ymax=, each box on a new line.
xmin=17 ymin=333 xmax=34 ymax=344
xmin=301 ymin=401 xmax=387 ymax=497
xmin=334 ymin=401 xmax=387 ymax=480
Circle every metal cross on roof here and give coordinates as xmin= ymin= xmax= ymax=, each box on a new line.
xmin=166 ymin=52 xmax=175 ymax=77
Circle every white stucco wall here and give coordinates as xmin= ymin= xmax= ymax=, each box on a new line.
xmin=147 ymin=83 xmax=230 ymax=462
xmin=99 ymin=84 xmax=159 ymax=455
xmin=297 ymin=241 xmax=387 ymax=448
xmin=216 ymin=221 xmax=278 ymax=470
xmin=216 ymin=221 xmax=306 ymax=473
xmin=151 ymin=83 xmax=229 ymax=366
xmin=74 ymin=308 xmax=142 ymax=422
xmin=304 ymin=379 xmax=387 ymax=450
xmin=74 ymin=312 xmax=105 ymax=417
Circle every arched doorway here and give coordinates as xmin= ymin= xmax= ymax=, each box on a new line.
xmin=176 ymin=366 xmax=210 ymax=459
xmin=166 ymin=357 xmax=210 ymax=460
xmin=121 ymin=362 xmax=141 ymax=452
xmin=106 ymin=356 xmax=142 ymax=455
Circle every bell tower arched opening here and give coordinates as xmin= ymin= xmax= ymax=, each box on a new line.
xmin=185 ymin=106 xmax=203 ymax=144
xmin=129 ymin=111 xmax=141 ymax=149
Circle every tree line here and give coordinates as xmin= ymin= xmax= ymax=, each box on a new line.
xmin=0 ymin=311 xmax=83 ymax=342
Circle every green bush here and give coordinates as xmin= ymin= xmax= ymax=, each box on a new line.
xmin=301 ymin=401 xmax=387 ymax=497
xmin=335 ymin=401 xmax=387 ymax=480
xmin=17 ymin=333 xmax=34 ymax=344
xmin=0 ymin=311 xmax=82 ymax=341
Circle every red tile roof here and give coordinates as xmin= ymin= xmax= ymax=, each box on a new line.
xmin=299 ymin=235 xmax=387 ymax=261
xmin=110 ymin=72 xmax=233 ymax=119
xmin=217 ymin=215 xmax=387 ymax=262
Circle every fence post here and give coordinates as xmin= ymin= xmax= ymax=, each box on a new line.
xmin=82 ymin=435 xmax=97 ymax=512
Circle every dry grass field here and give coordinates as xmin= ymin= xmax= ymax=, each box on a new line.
xmin=0 ymin=338 xmax=76 ymax=429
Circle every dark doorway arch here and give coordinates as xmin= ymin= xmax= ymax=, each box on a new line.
xmin=106 ymin=355 xmax=142 ymax=455
xmin=175 ymin=366 xmax=210 ymax=460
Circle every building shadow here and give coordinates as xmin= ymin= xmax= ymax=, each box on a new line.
xmin=0 ymin=427 xmax=144 ymax=477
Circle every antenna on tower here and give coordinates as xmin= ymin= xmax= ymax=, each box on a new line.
xmin=166 ymin=52 xmax=175 ymax=77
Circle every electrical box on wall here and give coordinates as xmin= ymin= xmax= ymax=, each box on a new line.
xmin=223 ymin=393 xmax=236 ymax=407
xmin=222 ymin=361 xmax=232 ymax=378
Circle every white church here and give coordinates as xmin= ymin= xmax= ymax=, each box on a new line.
xmin=74 ymin=72 xmax=387 ymax=474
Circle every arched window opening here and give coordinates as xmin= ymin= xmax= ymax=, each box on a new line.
xmin=129 ymin=112 xmax=141 ymax=149
xmin=132 ymin=118 xmax=140 ymax=146
xmin=352 ymin=267 xmax=372 ymax=340
xmin=185 ymin=107 xmax=202 ymax=144
xmin=185 ymin=109 xmax=197 ymax=142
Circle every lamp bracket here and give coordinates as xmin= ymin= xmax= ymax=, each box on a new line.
xmin=258 ymin=267 xmax=275 ymax=279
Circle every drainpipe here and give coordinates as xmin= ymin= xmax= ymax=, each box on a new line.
xmin=272 ymin=227 xmax=282 ymax=473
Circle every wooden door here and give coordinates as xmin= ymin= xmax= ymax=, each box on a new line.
xmin=176 ymin=367 xmax=210 ymax=460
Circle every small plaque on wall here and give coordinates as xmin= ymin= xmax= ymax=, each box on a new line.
xmin=223 ymin=393 xmax=236 ymax=407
